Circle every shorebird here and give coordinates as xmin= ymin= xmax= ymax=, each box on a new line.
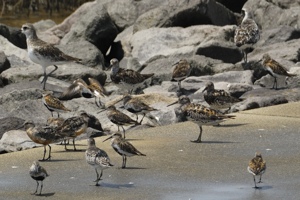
xmin=234 ymin=8 xmax=260 ymax=63
xmin=257 ymin=53 xmax=297 ymax=90
xmin=24 ymin=121 xmax=63 ymax=160
xmin=57 ymin=111 xmax=90 ymax=151
xmin=42 ymin=91 xmax=71 ymax=117
xmin=29 ymin=161 xmax=49 ymax=195
xmin=59 ymin=78 xmax=108 ymax=107
xmin=109 ymin=58 xmax=154 ymax=94
xmin=122 ymin=94 xmax=158 ymax=123
xmin=202 ymin=81 xmax=240 ymax=110
xmin=21 ymin=23 xmax=82 ymax=89
xmin=171 ymin=59 xmax=191 ymax=93
xmin=168 ymin=95 xmax=235 ymax=143
xmin=85 ymin=138 xmax=113 ymax=186
xmin=103 ymin=132 xmax=146 ymax=168
xmin=247 ymin=152 xmax=266 ymax=189
xmin=106 ymin=105 xmax=139 ymax=138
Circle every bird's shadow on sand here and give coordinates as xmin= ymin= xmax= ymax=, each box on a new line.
xmin=33 ymin=192 xmax=55 ymax=197
xmin=96 ymin=183 xmax=135 ymax=189
xmin=194 ymin=141 xmax=239 ymax=144
xmin=214 ymin=123 xmax=248 ymax=128
xmin=39 ymin=159 xmax=81 ymax=162
xmin=54 ymin=149 xmax=86 ymax=153
xmin=253 ymin=185 xmax=273 ymax=190
xmin=117 ymin=167 xmax=147 ymax=170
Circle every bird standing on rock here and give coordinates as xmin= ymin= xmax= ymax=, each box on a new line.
xmin=42 ymin=91 xmax=71 ymax=117
xmin=21 ymin=23 xmax=82 ymax=89
xmin=171 ymin=59 xmax=191 ymax=95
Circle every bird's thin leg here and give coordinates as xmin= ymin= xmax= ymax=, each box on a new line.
xmin=135 ymin=114 xmax=139 ymax=122
xmin=48 ymin=65 xmax=58 ymax=76
xmin=39 ymin=181 xmax=43 ymax=195
xmin=124 ymin=156 xmax=127 ymax=168
xmin=117 ymin=126 xmax=120 ymax=132
xmin=40 ymin=146 xmax=47 ymax=161
xmin=191 ymin=126 xmax=202 ymax=143
xmin=46 ymin=144 xmax=51 ymax=160
xmin=57 ymin=112 xmax=60 ymax=118
xmin=41 ymin=68 xmax=47 ymax=89
xmin=258 ymin=175 xmax=263 ymax=183
xmin=140 ymin=114 xmax=146 ymax=124
xmin=72 ymin=138 xmax=76 ymax=151
xmin=122 ymin=126 xmax=126 ymax=139
xmin=94 ymin=169 xmax=99 ymax=182
xmin=51 ymin=112 xmax=53 ymax=117
xmin=122 ymin=155 xmax=126 ymax=168
xmin=253 ymin=175 xmax=259 ymax=189
xmin=32 ymin=181 xmax=39 ymax=195
xmin=64 ymin=139 xmax=68 ymax=151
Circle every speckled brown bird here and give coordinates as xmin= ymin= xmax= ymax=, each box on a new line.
xmin=106 ymin=105 xmax=139 ymax=138
xmin=24 ymin=121 xmax=63 ymax=161
xmin=85 ymin=138 xmax=113 ymax=186
xmin=59 ymin=78 xmax=94 ymax=100
xmin=234 ymin=8 xmax=260 ymax=63
xmin=21 ymin=23 xmax=81 ymax=89
xmin=109 ymin=58 xmax=154 ymax=94
xmin=42 ymin=91 xmax=71 ymax=117
xmin=258 ymin=53 xmax=297 ymax=90
xmin=88 ymin=77 xmax=109 ymax=108
xmin=29 ymin=161 xmax=49 ymax=195
xmin=202 ymin=81 xmax=240 ymax=110
xmin=247 ymin=152 xmax=266 ymax=188
xmin=103 ymin=132 xmax=145 ymax=168
xmin=171 ymin=59 xmax=191 ymax=92
xmin=122 ymin=94 xmax=158 ymax=123
xmin=168 ymin=95 xmax=235 ymax=143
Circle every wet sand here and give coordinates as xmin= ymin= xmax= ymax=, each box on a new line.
xmin=1 ymin=102 xmax=300 ymax=199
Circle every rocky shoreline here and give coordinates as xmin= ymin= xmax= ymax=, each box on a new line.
xmin=0 ymin=0 xmax=300 ymax=153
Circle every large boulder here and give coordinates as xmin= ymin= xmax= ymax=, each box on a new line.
xmin=0 ymin=51 xmax=10 ymax=73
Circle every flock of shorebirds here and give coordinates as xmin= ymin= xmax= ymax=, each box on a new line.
xmin=18 ymin=7 xmax=296 ymax=195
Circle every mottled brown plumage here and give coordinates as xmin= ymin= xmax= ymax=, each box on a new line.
xmin=103 ymin=132 xmax=145 ymax=168
xmin=248 ymin=152 xmax=266 ymax=188
xmin=168 ymin=95 xmax=235 ymax=143
xmin=106 ymin=105 xmax=139 ymax=138
xmin=172 ymin=59 xmax=191 ymax=91
xmin=42 ymin=91 xmax=71 ymax=117
xmin=110 ymin=58 xmax=154 ymax=94
xmin=259 ymin=53 xmax=296 ymax=89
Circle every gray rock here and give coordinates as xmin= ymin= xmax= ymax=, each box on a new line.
xmin=0 ymin=24 xmax=26 ymax=49
xmin=0 ymin=51 xmax=10 ymax=73
xmin=0 ymin=117 xmax=25 ymax=140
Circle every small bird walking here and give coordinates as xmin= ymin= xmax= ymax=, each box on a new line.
xmin=168 ymin=95 xmax=235 ymax=143
xmin=109 ymin=58 xmax=154 ymax=94
xmin=21 ymin=23 xmax=81 ymax=89
xmin=122 ymin=94 xmax=158 ymax=124
xmin=171 ymin=59 xmax=191 ymax=94
xmin=247 ymin=152 xmax=266 ymax=189
xmin=258 ymin=53 xmax=296 ymax=90
xmin=103 ymin=132 xmax=146 ymax=168
xmin=29 ymin=161 xmax=49 ymax=195
xmin=42 ymin=91 xmax=71 ymax=117
xmin=24 ymin=121 xmax=63 ymax=161
xmin=202 ymin=81 xmax=240 ymax=110
xmin=234 ymin=8 xmax=260 ymax=63
xmin=106 ymin=105 xmax=139 ymax=138
xmin=85 ymin=138 xmax=113 ymax=186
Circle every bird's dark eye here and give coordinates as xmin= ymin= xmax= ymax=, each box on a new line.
xmin=23 ymin=27 xmax=27 ymax=30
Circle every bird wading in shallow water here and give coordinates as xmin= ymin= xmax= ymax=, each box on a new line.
xmin=103 ymin=132 xmax=146 ymax=168
xmin=247 ymin=152 xmax=266 ymax=189
xmin=168 ymin=95 xmax=235 ymax=143
xmin=21 ymin=23 xmax=82 ymax=89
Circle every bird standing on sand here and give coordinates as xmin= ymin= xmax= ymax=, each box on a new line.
xmin=258 ymin=53 xmax=296 ymax=90
xmin=168 ymin=95 xmax=235 ymax=143
xmin=103 ymin=132 xmax=146 ymax=169
xmin=122 ymin=94 xmax=158 ymax=124
xmin=106 ymin=105 xmax=139 ymax=138
xmin=85 ymin=138 xmax=113 ymax=186
xmin=109 ymin=58 xmax=154 ymax=94
xmin=29 ymin=161 xmax=49 ymax=195
xmin=247 ymin=152 xmax=266 ymax=189
xmin=234 ymin=8 xmax=260 ymax=63
xmin=24 ymin=121 xmax=63 ymax=161
xmin=21 ymin=23 xmax=82 ymax=89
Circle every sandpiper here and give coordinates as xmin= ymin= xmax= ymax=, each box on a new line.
xmin=247 ymin=152 xmax=266 ymax=189
xmin=234 ymin=8 xmax=260 ymax=63
xmin=103 ymin=132 xmax=146 ymax=168
xmin=171 ymin=59 xmax=191 ymax=93
xmin=57 ymin=111 xmax=90 ymax=151
xmin=29 ymin=161 xmax=49 ymax=195
xmin=122 ymin=94 xmax=158 ymax=123
xmin=168 ymin=95 xmax=235 ymax=143
xmin=106 ymin=105 xmax=139 ymax=138
xmin=109 ymin=58 xmax=154 ymax=94
xmin=202 ymin=81 xmax=240 ymax=110
xmin=88 ymin=77 xmax=109 ymax=108
xmin=258 ymin=53 xmax=296 ymax=89
xmin=42 ymin=91 xmax=71 ymax=117
xmin=24 ymin=121 xmax=63 ymax=161
xmin=59 ymin=78 xmax=94 ymax=100
xmin=21 ymin=23 xmax=82 ymax=89
xmin=47 ymin=116 xmax=69 ymax=145
xmin=85 ymin=138 xmax=113 ymax=186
